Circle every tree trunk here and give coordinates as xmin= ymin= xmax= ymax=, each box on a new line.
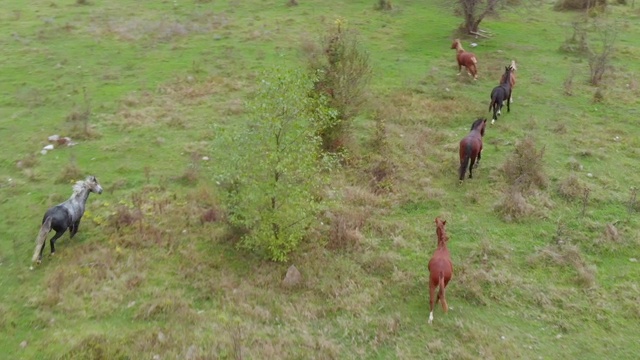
xmin=459 ymin=0 xmax=499 ymax=35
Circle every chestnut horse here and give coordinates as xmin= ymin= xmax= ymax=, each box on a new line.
xmin=428 ymin=217 xmax=453 ymax=325
xmin=500 ymin=60 xmax=517 ymax=103
xmin=489 ymin=66 xmax=513 ymax=124
xmin=451 ymin=39 xmax=478 ymax=80
xmin=459 ymin=118 xmax=487 ymax=183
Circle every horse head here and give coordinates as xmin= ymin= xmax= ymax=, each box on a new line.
xmin=85 ymin=175 xmax=103 ymax=194
xmin=451 ymin=39 xmax=461 ymax=50
xmin=470 ymin=118 xmax=487 ymax=136
xmin=435 ymin=217 xmax=448 ymax=245
xmin=502 ymin=66 xmax=513 ymax=83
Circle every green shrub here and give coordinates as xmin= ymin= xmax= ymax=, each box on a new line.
xmin=306 ymin=20 xmax=372 ymax=152
xmin=215 ymin=68 xmax=337 ymax=261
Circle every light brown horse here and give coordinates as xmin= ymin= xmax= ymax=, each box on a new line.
xmin=428 ymin=217 xmax=454 ymax=325
xmin=500 ymin=60 xmax=517 ymax=103
xmin=451 ymin=39 xmax=478 ymax=80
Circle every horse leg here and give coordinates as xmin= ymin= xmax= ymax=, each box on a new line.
xmin=439 ymin=286 xmax=448 ymax=313
xmin=475 ymin=148 xmax=482 ymax=169
xmin=506 ymin=96 xmax=511 ymax=113
xmin=428 ymin=280 xmax=436 ymax=325
xmin=49 ymin=230 xmax=66 ymax=256
xmin=468 ymin=156 xmax=476 ymax=179
xmin=71 ymin=220 xmax=81 ymax=238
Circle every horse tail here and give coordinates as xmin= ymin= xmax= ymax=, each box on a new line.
xmin=439 ymin=271 xmax=448 ymax=312
xmin=32 ymin=216 xmax=52 ymax=263
xmin=459 ymin=141 xmax=472 ymax=181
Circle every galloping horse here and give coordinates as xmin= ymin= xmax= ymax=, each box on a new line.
xmin=459 ymin=118 xmax=487 ymax=183
xmin=428 ymin=217 xmax=453 ymax=325
xmin=31 ymin=176 xmax=103 ymax=266
xmin=489 ymin=66 xmax=513 ymax=124
xmin=499 ymin=60 xmax=517 ymax=103
xmin=451 ymin=39 xmax=478 ymax=80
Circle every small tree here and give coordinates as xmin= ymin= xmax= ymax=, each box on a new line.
xmin=307 ymin=19 xmax=372 ymax=151
xmin=457 ymin=0 xmax=500 ymax=35
xmin=216 ymin=68 xmax=336 ymax=261
xmin=589 ymin=23 xmax=617 ymax=86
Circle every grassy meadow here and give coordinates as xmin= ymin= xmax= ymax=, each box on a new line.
xmin=1 ymin=0 xmax=639 ymax=358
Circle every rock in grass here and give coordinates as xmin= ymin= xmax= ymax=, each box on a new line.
xmin=282 ymin=265 xmax=302 ymax=288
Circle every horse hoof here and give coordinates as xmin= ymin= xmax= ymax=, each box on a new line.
xmin=491 ymin=119 xmax=495 ymax=125
xmin=459 ymin=180 xmax=463 ymax=185
xmin=428 ymin=312 xmax=434 ymax=325
xmin=29 ymin=266 xmax=34 ymax=271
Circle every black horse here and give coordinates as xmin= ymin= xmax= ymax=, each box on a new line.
xmin=31 ymin=176 xmax=103 ymax=266
xmin=489 ymin=66 xmax=513 ymax=124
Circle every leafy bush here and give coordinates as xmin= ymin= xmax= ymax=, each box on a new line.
xmin=215 ymin=68 xmax=337 ymax=261
xmin=554 ymin=0 xmax=606 ymax=11
xmin=305 ymin=20 xmax=372 ymax=151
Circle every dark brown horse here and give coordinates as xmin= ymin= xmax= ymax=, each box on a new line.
xmin=489 ymin=66 xmax=513 ymax=124
xmin=459 ymin=118 xmax=487 ymax=183
xmin=451 ymin=39 xmax=478 ymax=80
xmin=500 ymin=60 xmax=517 ymax=103
xmin=428 ymin=217 xmax=453 ymax=325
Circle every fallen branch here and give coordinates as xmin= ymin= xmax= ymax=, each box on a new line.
xmin=470 ymin=31 xmax=491 ymax=38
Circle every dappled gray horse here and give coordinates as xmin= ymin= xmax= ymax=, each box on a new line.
xmin=31 ymin=175 xmax=103 ymax=266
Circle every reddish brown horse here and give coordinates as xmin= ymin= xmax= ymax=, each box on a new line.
xmin=459 ymin=118 xmax=487 ymax=183
xmin=500 ymin=60 xmax=517 ymax=103
xmin=428 ymin=217 xmax=453 ymax=325
xmin=451 ymin=39 xmax=478 ymax=80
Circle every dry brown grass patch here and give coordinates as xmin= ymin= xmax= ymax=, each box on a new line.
xmin=109 ymin=205 xmax=143 ymax=232
xmin=597 ymin=222 xmax=622 ymax=245
xmin=55 ymin=161 xmax=83 ymax=184
xmin=557 ymin=174 xmax=589 ymax=200
xmin=89 ymin=14 xmax=231 ymax=42
xmin=325 ymin=209 xmax=369 ymax=250
xmin=494 ymin=187 xmax=535 ymax=222
xmin=501 ymin=136 xmax=548 ymax=191
xmin=361 ymin=252 xmax=398 ymax=277
xmin=528 ymin=244 xmax=597 ymax=288
xmin=135 ymin=293 xmax=195 ymax=321
xmin=60 ymin=334 xmax=129 ymax=360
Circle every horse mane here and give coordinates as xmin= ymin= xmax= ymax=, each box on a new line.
xmin=72 ymin=180 xmax=88 ymax=195
xmin=470 ymin=118 xmax=485 ymax=130
xmin=71 ymin=176 xmax=95 ymax=195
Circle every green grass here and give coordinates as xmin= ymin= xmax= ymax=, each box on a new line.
xmin=1 ymin=0 xmax=639 ymax=358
